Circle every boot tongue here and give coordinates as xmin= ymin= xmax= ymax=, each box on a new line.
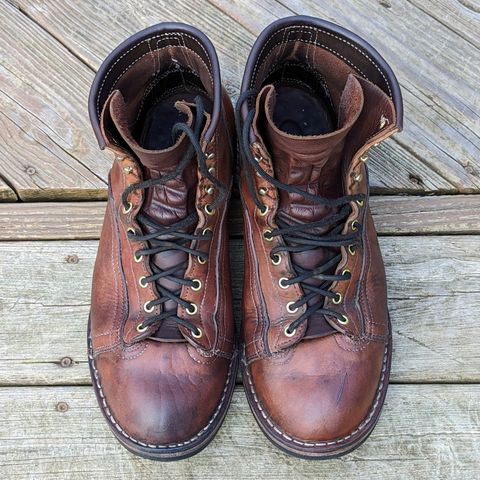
xmin=254 ymin=75 xmax=364 ymax=337
xmin=109 ymin=91 xmax=204 ymax=340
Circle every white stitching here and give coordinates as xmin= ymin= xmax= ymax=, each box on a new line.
xmin=96 ymin=32 xmax=213 ymax=115
xmin=88 ymin=337 xmax=236 ymax=450
xmin=251 ymin=25 xmax=392 ymax=98
xmin=244 ymin=344 xmax=389 ymax=447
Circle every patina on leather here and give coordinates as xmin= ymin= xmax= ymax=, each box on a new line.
xmin=87 ymin=23 xmax=237 ymax=460
xmin=237 ymin=16 xmax=403 ymax=458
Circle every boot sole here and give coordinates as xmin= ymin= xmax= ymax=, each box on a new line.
xmin=87 ymin=319 xmax=239 ymax=461
xmin=241 ymin=320 xmax=392 ymax=460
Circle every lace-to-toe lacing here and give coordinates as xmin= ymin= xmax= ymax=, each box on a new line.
xmin=236 ymin=90 xmax=365 ymax=335
xmin=121 ymin=97 xmax=227 ymax=336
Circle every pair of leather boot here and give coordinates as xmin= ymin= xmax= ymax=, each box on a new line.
xmin=88 ymin=16 xmax=402 ymax=460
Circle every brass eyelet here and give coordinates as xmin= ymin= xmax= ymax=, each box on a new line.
xmin=278 ymin=277 xmax=290 ymax=289
xmin=284 ymin=325 xmax=296 ymax=337
xmin=379 ymin=115 xmax=388 ymax=129
xmin=351 ymin=220 xmax=360 ymax=231
xmin=206 ymin=152 xmax=215 ymax=160
xmin=208 ymin=166 xmax=215 ymax=175
xmin=192 ymin=327 xmax=203 ymax=338
xmin=263 ymin=229 xmax=273 ymax=241
xmin=205 ymin=185 xmax=215 ymax=195
xmin=127 ymin=227 xmax=136 ymax=236
xmin=338 ymin=315 xmax=349 ymax=325
xmin=204 ymin=204 xmax=215 ymax=216
xmin=202 ymin=227 xmax=212 ymax=236
xmin=254 ymin=155 xmax=263 ymax=163
xmin=332 ymin=292 xmax=342 ymax=305
xmin=186 ymin=303 xmax=198 ymax=315
xmin=139 ymin=276 xmax=148 ymax=288
xmin=191 ymin=279 xmax=202 ymax=291
xmin=134 ymin=252 xmax=143 ymax=263
xmin=286 ymin=302 xmax=299 ymax=314
xmin=143 ymin=301 xmax=154 ymax=313
xmin=360 ymin=154 xmax=369 ymax=162
xmin=342 ymin=269 xmax=351 ymax=277
xmin=271 ymin=253 xmax=281 ymax=266
xmin=258 ymin=187 xmax=268 ymax=196
xmin=123 ymin=202 xmax=133 ymax=214
xmin=136 ymin=323 xmax=148 ymax=333
xmin=356 ymin=199 xmax=364 ymax=207
xmin=258 ymin=204 xmax=269 ymax=216
xmin=198 ymin=256 xmax=207 ymax=265
xmin=348 ymin=245 xmax=356 ymax=256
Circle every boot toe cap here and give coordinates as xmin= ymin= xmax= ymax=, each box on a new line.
xmin=93 ymin=342 xmax=231 ymax=447
xmin=248 ymin=335 xmax=387 ymax=443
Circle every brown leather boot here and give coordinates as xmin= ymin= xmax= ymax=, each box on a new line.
xmin=87 ymin=23 xmax=237 ymax=460
xmin=237 ymin=16 xmax=403 ymax=458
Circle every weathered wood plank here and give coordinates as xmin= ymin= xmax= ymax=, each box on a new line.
xmin=0 ymin=1 xmax=108 ymax=200
xmin=0 ymin=236 xmax=478 ymax=385
xmin=0 ymin=385 xmax=478 ymax=479
xmin=0 ymin=177 xmax=17 ymax=201
xmin=1 ymin=195 xmax=480 ymax=240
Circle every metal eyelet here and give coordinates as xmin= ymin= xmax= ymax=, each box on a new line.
xmin=258 ymin=187 xmax=268 ymax=196
xmin=202 ymin=227 xmax=212 ymax=236
xmin=360 ymin=154 xmax=369 ymax=162
xmin=127 ymin=227 xmax=136 ymax=236
xmin=136 ymin=323 xmax=148 ymax=333
xmin=206 ymin=152 xmax=215 ymax=160
xmin=134 ymin=252 xmax=142 ymax=263
xmin=356 ymin=199 xmax=364 ymax=207
xmin=186 ymin=303 xmax=198 ymax=315
xmin=348 ymin=245 xmax=356 ymax=256
xmin=338 ymin=315 xmax=349 ymax=325
xmin=271 ymin=253 xmax=281 ymax=265
xmin=208 ymin=166 xmax=215 ymax=175
xmin=352 ymin=171 xmax=363 ymax=182
xmin=204 ymin=204 xmax=215 ymax=216
xmin=379 ymin=115 xmax=388 ymax=129
xmin=205 ymin=185 xmax=215 ymax=195
xmin=258 ymin=204 xmax=269 ymax=216
xmin=263 ymin=229 xmax=273 ymax=241
xmin=284 ymin=325 xmax=296 ymax=337
xmin=123 ymin=202 xmax=133 ymax=214
xmin=278 ymin=277 xmax=290 ymax=289
xmin=191 ymin=279 xmax=202 ymax=291
xmin=144 ymin=301 xmax=154 ymax=313
xmin=286 ymin=302 xmax=299 ymax=314
xmin=342 ymin=269 xmax=351 ymax=277
xmin=192 ymin=327 xmax=203 ymax=338
xmin=198 ymin=256 xmax=207 ymax=265
xmin=351 ymin=220 xmax=360 ymax=231
xmin=332 ymin=292 xmax=342 ymax=305
xmin=139 ymin=276 xmax=148 ymax=288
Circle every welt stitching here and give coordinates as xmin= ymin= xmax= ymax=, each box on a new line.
xmin=96 ymin=33 xmax=213 ymax=115
xmin=89 ymin=337 xmax=236 ymax=450
xmin=251 ymin=25 xmax=392 ymax=98
xmin=244 ymin=343 xmax=388 ymax=447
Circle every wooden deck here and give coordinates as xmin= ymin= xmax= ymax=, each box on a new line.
xmin=0 ymin=0 xmax=478 ymax=478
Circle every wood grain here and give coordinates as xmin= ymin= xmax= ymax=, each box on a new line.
xmin=0 ymin=385 xmax=478 ymax=479
xmin=0 ymin=237 xmax=478 ymax=385
xmin=1 ymin=195 xmax=480 ymax=240
xmin=0 ymin=1 xmax=108 ymax=200
xmin=12 ymin=0 xmax=480 ymax=193
xmin=0 ymin=177 xmax=17 ymax=201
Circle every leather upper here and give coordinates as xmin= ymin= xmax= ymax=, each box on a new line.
xmin=88 ymin=24 xmax=236 ymax=448
xmin=239 ymin=16 xmax=403 ymax=447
